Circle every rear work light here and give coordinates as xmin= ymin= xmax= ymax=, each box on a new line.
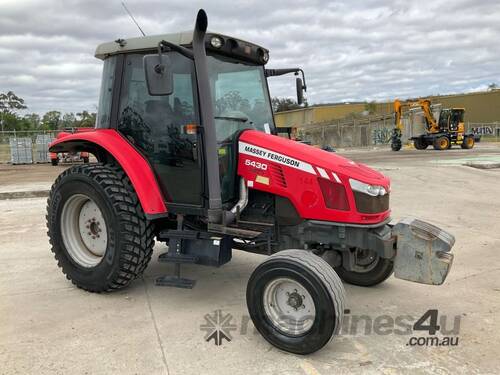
xmin=317 ymin=178 xmax=350 ymax=211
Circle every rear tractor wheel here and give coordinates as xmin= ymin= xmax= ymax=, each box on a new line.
xmin=247 ymin=250 xmax=345 ymax=354
xmin=46 ymin=163 xmax=154 ymax=292
xmin=329 ymin=249 xmax=394 ymax=287
xmin=433 ymin=136 xmax=450 ymax=150
xmin=413 ymin=137 xmax=428 ymax=150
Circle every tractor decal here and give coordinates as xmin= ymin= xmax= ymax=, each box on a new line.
xmin=239 ymin=141 xmax=315 ymax=174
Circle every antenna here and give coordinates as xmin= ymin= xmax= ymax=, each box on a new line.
xmin=121 ymin=1 xmax=146 ymax=36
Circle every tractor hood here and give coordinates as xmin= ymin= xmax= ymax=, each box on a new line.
xmin=238 ymin=130 xmax=389 ymax=187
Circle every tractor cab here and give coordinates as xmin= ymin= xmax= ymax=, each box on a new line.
xmin=94 ymin=29 xmax=304 ymax=211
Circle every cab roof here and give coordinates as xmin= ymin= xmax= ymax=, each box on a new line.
xmin=94 ymin=31 xmax=262 ymax=60
xmin=95 ymin=31 xmax=194 ymax=60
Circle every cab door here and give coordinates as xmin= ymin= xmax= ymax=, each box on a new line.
xmin=117 ymin=52 xmax=203 ymax=207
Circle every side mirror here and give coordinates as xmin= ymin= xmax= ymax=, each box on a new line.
xmin=296 ymin=77 xmax=305 ymax=105
xmin=144 ymin=54 xmax=173 ymax=96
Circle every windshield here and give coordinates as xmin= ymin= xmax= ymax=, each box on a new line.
xmin=207 ymin=55 xmax=274 ymax=143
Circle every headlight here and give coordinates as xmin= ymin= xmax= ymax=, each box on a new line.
xmin=210 ymin=36 xmax=223 ymax=48
xmin=349 ymin=179 xmax=387 ymax=197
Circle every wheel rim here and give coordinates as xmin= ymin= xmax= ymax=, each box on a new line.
xmin=60 ymin=194 xmax=108 ymax=268
xmin=262 ymin=277 xmax=316 ymax=336
xmin=440 ymin=139 xmax=448 ymax=149
xmin=352 ymin=249 xmax=379 ymax=273
xmin=467 ymin=138 xmax=474 ymax=147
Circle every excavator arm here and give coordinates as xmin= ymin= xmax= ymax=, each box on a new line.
xmin=393 ymin=99 xmax=404 ymax=132
xmin=417 ymin=99 xmax=439 ymax=133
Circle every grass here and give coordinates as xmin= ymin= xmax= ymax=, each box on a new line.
xmin=0 ymin=144 xmax=10 ymax=163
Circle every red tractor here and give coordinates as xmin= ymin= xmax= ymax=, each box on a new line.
xmin=47 ymin=10 xmax=454 ymax=354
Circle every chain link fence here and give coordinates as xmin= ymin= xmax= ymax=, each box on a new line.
xmin=295 ymin=116 xmax=500 ymax=149
xmin=0 ymin=130 xmax=60 ymax=164
xmin=295 ymin=114 xmax=399 ymax=148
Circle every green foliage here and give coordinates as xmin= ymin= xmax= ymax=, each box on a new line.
xmin=0 ymin=91 xmax=27 ymax=114
xmin=41 ymin=111 xmax=62 ymax=130
xmin=76 ymin=111 xmax=97 ymax=128
xmin=61 ymin=113 xmax=76 ymax=128
xmin=0 ymin=90 xmax=96 ymax=132
xmin=0 ymin=91 xmax=28 ymax=131
xmin=24 ymin=113 xmax=41 ymax=129
xmin=271 ymin=97 xmax=301 ymax=112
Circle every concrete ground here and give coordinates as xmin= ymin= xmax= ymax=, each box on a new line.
xmin=1 ymin=145 xmax=500 ymax=374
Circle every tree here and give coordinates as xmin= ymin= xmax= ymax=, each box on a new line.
xmin=24 ymin=113 xmax=41 ymax=129
xmin=41 ymin=111 xmax=62 ymax=130
xmin=488 ymin=83 xmax=498 ymax=91
xmin=271 ymin=97 xmax=301 ymax=112
xmin=76 ymin=110 xmax=97 ymax=127
xmin=61 ymin=112 xmax=77 ymax=128
xmin=0 ymin=91 xmax=27 ymax=132
xmin=0 ymin=112 xmax=19 ymax=131
xmin=0 ymin=91 xmax=27 ymax=114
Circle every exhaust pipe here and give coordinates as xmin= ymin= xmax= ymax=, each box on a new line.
xmin=192 ymin=9 xmax=223 ymax=224
xmin=222 ymin=178 xmax=249 ymax=225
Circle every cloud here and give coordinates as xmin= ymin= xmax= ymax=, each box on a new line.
xmin=0 ymin=0 xmax=499 ymax=114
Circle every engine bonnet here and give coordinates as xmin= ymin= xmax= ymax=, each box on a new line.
xmin=239 ymin=130 xmax=389 ymax=188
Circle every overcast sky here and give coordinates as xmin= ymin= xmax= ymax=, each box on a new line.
xmin=1 ymin=0 xmax=499 ymax=115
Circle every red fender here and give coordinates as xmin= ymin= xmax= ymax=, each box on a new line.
xmin=49 ymin=129 xmax=167 ymax=216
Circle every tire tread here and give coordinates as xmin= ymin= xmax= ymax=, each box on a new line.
xmin=46 ymin=163 xmax=155 ymax=292
xmin=267 ymin=250 xmax=346 ymax=338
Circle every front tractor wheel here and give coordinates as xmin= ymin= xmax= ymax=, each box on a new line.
xmin=247 ymin=250 xmax=345 ymax=354
xmin=461 ymin=136 xmax=475 ymax=149
xmin=46 ymin=163 xmax=154 ymax=292
xmin=334 ymin=249 xmax=394 ymax=287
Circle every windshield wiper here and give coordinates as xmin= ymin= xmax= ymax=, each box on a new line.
xmin=215 ymin=115 xmax=249 ymax=123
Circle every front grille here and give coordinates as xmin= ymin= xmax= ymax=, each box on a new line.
xmin=354 ymin=192 xmax=389 ymax=213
